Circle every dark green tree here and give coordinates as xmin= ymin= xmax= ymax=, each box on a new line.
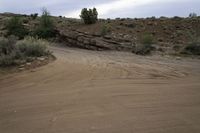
xmin=34 ymin=8 xmax=55 ymax=38
xmin=93 ymin=8 xmax=98 ymax=21
xmin=6 ymin=17 xmax=28 ymax=39
xmin=80 ymin=8 xmax=98 ymax=24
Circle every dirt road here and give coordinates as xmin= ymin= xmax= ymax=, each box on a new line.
xmin=0 ymin=46 xmax=200 ymax=133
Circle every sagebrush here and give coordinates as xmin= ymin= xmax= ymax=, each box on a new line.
xmin=0 ymin=36 xmax=50 ymax=66
xmin=181 ymin=42 xmax=200 ymax=55
xmin=16 ymin=37 xmax=49 ymax=57
xmin=101 ymin=24 xmax=111 ymax=36
xmin=133 ymin=34 xmax=154 ymax=55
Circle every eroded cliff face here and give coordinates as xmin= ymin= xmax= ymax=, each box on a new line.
xmin=57 ymin=28 xmax=134 ymax=51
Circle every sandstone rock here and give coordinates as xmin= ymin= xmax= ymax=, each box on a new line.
xmin=176 ymin=57 xmax=181 ymax=60
xmin=92 ymin=32 xmax=101 ymax=37
xmin=77 ymin=36 xmax=84 ymax=42
xmin=103 ymin=35 xmax=112 ymax=40
xmin=90 ymin=39 xmax=96 ymax=45
xmin=19 ymin=64 xmax=25 ymax=68
xmin=37 ymin=57 xmax=45 ymax=61
xmin=83 ymin=39 xmax=90 ymax=45
xmin=147 ymin=22 xmax=153 ymax=26
xmin=26 ymin=62 xmax=31 ymax=66
xmin=158 ymin=38 xmax=164 ymax=42
xmin=19 ymin=67 xmax=25 ymax=71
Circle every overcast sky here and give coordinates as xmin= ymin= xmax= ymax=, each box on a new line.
xmin=0 ymin=0 xmax=199 ymax=18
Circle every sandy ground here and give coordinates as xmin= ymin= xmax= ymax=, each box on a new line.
xmin=0 ymin=46 xmax=200 ymax=133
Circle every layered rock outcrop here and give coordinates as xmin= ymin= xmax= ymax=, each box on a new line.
xmin=58 ymin=29 xmax=135 ymax=51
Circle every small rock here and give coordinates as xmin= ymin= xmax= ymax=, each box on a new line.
xmin=26 ymin=62 xmax=31 ymax=66
xmin=158 ymin=38 xmax=163 ymax=42
xmin=90 ymin=39 xmax=96 ymax=45
xmin=104 ymin=35 xmax=111 ymax=39
xmin=176 ymin=57 xmax=181 ymax=60
xmin=83 ymin=39 xmax=90 ymax=45
xmin=147 ymin=22 xmax=153 ymax=26
xmin=30 ymin=70 xmax=36 ymax=72
xmin=93 ymin=32 xmax=101 ymax=37
xmin=37 ymin=57 xmax=45 ymax=61
xmin=19 ymin=64 xmax=25 ymax=68
xmin=77 ymin=36 xmax=84 ymax=43
xmin=90 ymin=126 xmax=96 ymax=130
xmin=19 ymin=67 xmax=25 ymax=71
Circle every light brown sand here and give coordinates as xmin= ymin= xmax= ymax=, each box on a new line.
xmin=0 ymin=46 xmax=200 ymax=133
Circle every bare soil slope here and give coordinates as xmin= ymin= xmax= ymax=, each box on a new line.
xmin=0 ymin=46 xmax=200 ymax=133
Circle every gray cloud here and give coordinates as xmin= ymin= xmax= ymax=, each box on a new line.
xmin=0 ymin=0 xmax=199 ymax=18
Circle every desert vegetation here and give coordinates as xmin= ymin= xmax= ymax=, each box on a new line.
xmin=0 ymin=36 xmax=50 ymax=67
xmin=181 ymin=41 xmax=200 ymax=55
xmin=34 ymin=8 xmax=55 ymax=38
xmin=6 ymin=16 xmax=28 ymax=39
xmin=100 ymin=23 xmax=111 ymax=36
xmin=0 ymin=9 xmax=199 ymax=67
xmin=80 ymin=8 xmax=98 ymax=24
xmin=132 ymin=34 xmax=154 ymax=55
xmin=0 ymin=8 xmax=55 ymax=67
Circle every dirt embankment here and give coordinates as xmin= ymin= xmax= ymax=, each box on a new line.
xmin=1 ymin=13 xmax=200 ymax=53
xmin=0 ymin=46 xmax=200 ymax=133
xmin=55 ymin=16 xmax=200 ymax=53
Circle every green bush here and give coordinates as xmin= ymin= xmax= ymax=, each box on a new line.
xmin=134 ymin=34 xmax=154 ymax=55
xmin=0 ymin=52 xmax=16 ymax=66
xmin=16 ymin=37 xmax=49 ymax=57
xmin=0 ymin=36 xmax=16 ymax=55
xmin=181 ymin=42 xmax=200 ymax=55
xmin=0 ymin=37 xmax=17 ymax=66
xmin=6 ymin=17 xmax=28 ymax=39
xmin=34 ymin=8 xmax=55 ymax=38
xmin=141 ymin=34 xmax=154 ymax=45
xmin=100 ymin=24 xmax=111 ymax=36
xmin=80 ymin=8 xmax=98 ymax=24
xmin=0 ymin=36 xmax=50 ymax=67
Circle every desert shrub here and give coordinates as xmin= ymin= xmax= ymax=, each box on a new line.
xmin=6 ymin=17 xmax=28 ymax=39
xmin=80 ymin=8 xmax=98 ymax=24
xmin=0 ymin=36 xmax=16 ymax=55
xmin=34 ymin=8 xmax=55 ymax=38
xmin=141 ymin=34 xmax=154 ymax=45
xmin=134 ymin=34 xmax=154 ymax=55
xmin=0 ymin=36 xmax=51 ymax=67
xmin=0 ymin=37 xmax=10 ymax=55
xmin=0 ymin=52 xmax=17 ymax=66
xmin=126 ymin=23 xmax=135 ymax=28
xmin=16 ymin=37 xmax=49 ymax=57
xmin=0 ymin=37 xmax=17 ymax=66
xmin=181 ymin=42 xmax=200 ymax=55
xmin=100 ymin=24 xmax=111 ymax=36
